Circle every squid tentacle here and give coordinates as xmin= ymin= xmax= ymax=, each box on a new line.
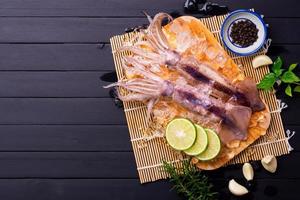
xmin=148 ymin=13 xmax=173 ymax=50
xmin=118 ymin=93 xmax=152 ymax=102
xmin=124 ymin=57 xmax=164 ymax=83
xmin=118 ymin=46 xmax=162 ymax=61
xmin=146 ymin=98 xmax=159 ymax=122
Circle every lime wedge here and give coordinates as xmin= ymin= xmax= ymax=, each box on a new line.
xmin=196 ymin=129 xmax=221 ymax=161
xmin=184 ymin=125 xmax=208 ymax=156
xmin=166 ymin=118 xmax=196 ymax=151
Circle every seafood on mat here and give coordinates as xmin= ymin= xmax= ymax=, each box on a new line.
xmin=105 ymin=12 xmax=271 ymax=170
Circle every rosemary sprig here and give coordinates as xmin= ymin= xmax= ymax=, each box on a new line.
xmin=163 ymin=160 xmax=217 ymax=200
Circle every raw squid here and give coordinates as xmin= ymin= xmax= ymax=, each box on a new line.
xmin=105 ymin=12 xmax=266 ymax=144
xmin=119 ymin=12 xmax=265 ymax=112
xmin=104 ymin=57 xmax=252 ymax=144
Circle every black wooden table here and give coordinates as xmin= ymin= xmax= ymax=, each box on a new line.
xmin=0 ymin=0 xmax=299 ymax=199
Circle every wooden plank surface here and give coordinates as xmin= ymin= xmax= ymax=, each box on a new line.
xmin=0 ymin=124 xmax=298 ymax=152
xmin=0 ymin=178 xmax=297 ymax=200
xmin=0 ymin=179 xmax=179 ymax=200
xmin=0 ymin=124 xmax=297 ymax=152
xmin=0 ymin=0 xmax=298 ymax=199
xmin=0 ymin=97 xmax=296 ymax=125
xmin=0 ymin=125 xmax=131 ymax=151
xmin=0 ymin=44 xmax=113 ymax=71
xmin=0 ymin=72 xmax=111 ymax=97
xmin=0 ymin=151 xmax=296 ymax=179
xmin=0 ymin=44 xmax=297 ymax=71
xmin=0 ymin=179 xmax=298 ymax=200
xmin=0 ymin=98 xmax=125 ymax=124
xmin=0 ymin=0 xmax=298 ymax=17
xmin=0 ymin=18 xmax=298 ymax=43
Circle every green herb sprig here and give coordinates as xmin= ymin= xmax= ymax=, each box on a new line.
xmin=163 ymin=160 xmax=217 ymax=200
xmin=257 ymin=57 xmax=300 ymax=97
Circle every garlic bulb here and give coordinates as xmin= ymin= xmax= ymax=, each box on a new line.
xmin=228 ymin=179 xmax=249 ymax=196
xmin=261 ymin=155 xmax=277 ymax=173
xmin=242 ymin=163 xmax=254 ymax=181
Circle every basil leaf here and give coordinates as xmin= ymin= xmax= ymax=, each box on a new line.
xmin=294 ymin=86 xmax=300 ymax=93
xmin=275 ymin=69 xmax=284 ymax=77
xmin=272 ymin=57 xmax=283 ymax=77
xmin=257 ymin=73 xmax=277 ymax=90
xmin=285 ymin=85 xmax=292 ymax=97
xmin=281 ymin=71 xmax=300 ymax=83
xmin=289 ymin=63 xmax=298 ymax=71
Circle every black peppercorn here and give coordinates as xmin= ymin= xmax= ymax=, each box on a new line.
xmin=230 ymin=19 xmax=259 ymax=47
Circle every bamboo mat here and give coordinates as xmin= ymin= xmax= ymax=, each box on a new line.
xmin=110 ymin=13 xmax=290 ymax=183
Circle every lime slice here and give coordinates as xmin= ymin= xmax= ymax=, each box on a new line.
xmin=196 ymin=129 xmax=221 ymax=161
xmin=184 ymin=125 xmax=208 ymax=156
xmin=166 ymin=118 xmax=196 ymax=151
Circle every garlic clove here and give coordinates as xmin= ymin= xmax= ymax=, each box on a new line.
xmin=242 ymin=162 xmax=254 ymax=181
xmin=228 ymin=179 xmax=249 ymax=196
xmin=261 ymin=155 xmax=277 ymax=173
xmin=252 ymin=55 xmax=273 ymax=68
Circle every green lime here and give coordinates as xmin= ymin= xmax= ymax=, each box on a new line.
xmin=184 ymin=124 xmax=208 ymax=156
xmin=166 ymin=118 xmax=196 ymax=151
xmin=196 ymin=129 xmax=221 ymax=161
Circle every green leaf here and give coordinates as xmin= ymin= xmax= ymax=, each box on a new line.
xmin=272 ymin=57 xmax=283 ymax=71
xmin=257 ymin=73 xmax=277 ymax=90
xmin=294 ymin=86 xmax=300 ymax=93
xmin=275 ymin=69 xmax=284 ymax=77
xmin=285 ymin=85 xmax=292 ymax=97
xmin=281 ymin=71 xmax=300 ymax=83
xmin=272 ymin=57 xmax=283 ymax=77
xmin=289 ymin=63 xmax=298 ymax=71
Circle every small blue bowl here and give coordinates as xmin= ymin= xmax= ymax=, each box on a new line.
xmin=221 ymin=9 xmax=267 ymax=56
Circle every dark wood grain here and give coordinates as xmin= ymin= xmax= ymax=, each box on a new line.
xmin=0 ymin=44 xmax=297 ymax=71
xmin=0 ymin=72 xmax=111 ymax=97
xmin=0 ymin=44 xmax=113 ymax=71
xmin=0 ymin=178 xmax=297 ymax=200
xmin=0 ymin=179 xmax=179 ymax=200
xmin=0 ymin=97 xmax=297 ymax=125
xmin=0 ymin=124 xmax=297 ymax=152
xmin=0 ymin=152 xmax=138 ymax=178
xmin=0 ymin=18 xmax=298 ymax=43
xmin=0 ymin=0 xmax=183 ymax=17
xmin=0 ymin=98 xmax=125 ymax=124
xmin=212 ymin=179 xmax=300 ymax=200
xmin=1 ymin=70 xmax=298 ymax=98
xmin=269 ymin=45 xmax=300 ymax=64
xmin=0 ymin=0 xmax=298 ymax=199
xmin=0 ymin=0 xmax=299 ymax=17
xmin=0 ymin=18 xmax=146 ymax=43
xmin=277 ymin=95 xmax=300 ymax=125
xmin=207 ymin=152 xmax=300 ymax=179
xmin=0 ymin=178 xmax=296 ymax=200
xmin=0 ymin=125 xmax=131 ymax=151
xmin=0 ymin=151 xmax=295 ymax=179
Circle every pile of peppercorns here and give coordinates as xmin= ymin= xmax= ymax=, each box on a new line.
xmin=230 ymin=19 xmax=259 ymax=48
